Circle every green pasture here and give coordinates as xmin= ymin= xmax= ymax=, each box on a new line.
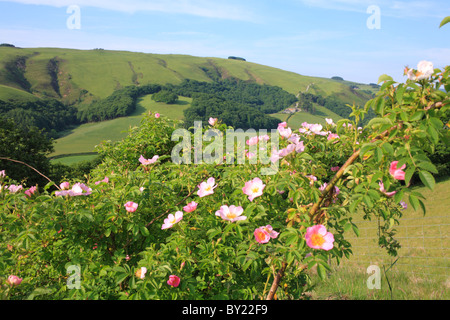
xmin=309 ymin=178 xmax=450 ymax=300
xmin=51 ymin=94 xmax=192 ymax=158
xmin=0 ymin=84 xmax=38 ymax=101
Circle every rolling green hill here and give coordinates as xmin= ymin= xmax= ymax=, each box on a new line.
xmin=0 ymin=46 xmax=375 ymax=163
xmin=0 ymin=46 xmax=374 ymax=106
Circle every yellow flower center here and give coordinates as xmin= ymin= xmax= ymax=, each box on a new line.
xmin=256 ymin=230 xmax=266 ymax=241
xmin=227 ymin=212 xmax=237 ymax=219
xmin=311 ymin=233 xmax=325 ymax=247
xmin=204 ymin=185 xmax=212 ymax=191
xmin=251 ymin=187 xmax=260 ymax=194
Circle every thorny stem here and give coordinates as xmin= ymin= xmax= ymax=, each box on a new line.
xmin=0 ymin=157 xmax=60 ymax=190
xmin=266 ymin=122 xmax=403 ymax=300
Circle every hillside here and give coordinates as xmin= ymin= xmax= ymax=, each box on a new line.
xmin=0 ymin=47 xmax=375 ymax=107
xmin=0 ymin=46 xmax=376 ymax=163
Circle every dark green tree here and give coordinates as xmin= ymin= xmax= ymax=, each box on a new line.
xmin=0 ymin=116 xmax=54 ymax=187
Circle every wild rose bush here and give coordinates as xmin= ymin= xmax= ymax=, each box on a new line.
xmin=0 ymin=63 xmax=449 ymax=300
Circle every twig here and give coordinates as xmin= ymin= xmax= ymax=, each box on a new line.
xmin=0 ymin=157 xmax=60 ymax=190
xmin=266 ymin=261 xmax=287 ymax=300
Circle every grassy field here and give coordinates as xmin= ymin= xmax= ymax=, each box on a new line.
xmin=308 ymin=177 xmax=450 ymax=300
xmin=271 ymin=104 xmax=343 ymax=130
xmin=0 ymin=84 xmax=38 ymax=101
xmin=51 ymin=94 xmax=192 ymax=158
xmin=0 ymin=47 xmax=374 ymax=106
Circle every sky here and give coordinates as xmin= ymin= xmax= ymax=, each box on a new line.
xmin=0 ymin=0 xmax=449 ymax=84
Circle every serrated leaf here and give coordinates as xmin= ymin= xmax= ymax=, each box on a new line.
xmin=426 ymin=125 xmax=439 ymax=144
xmin=416 ymin=161 xmax=438 ymax=174
xmin=352 ymin=224 xmax=360 ymax=237
xmin=410 ymin=111 xmax=424 ymax=121
xmin=418 ymin=170 xmax=435 ymax=190
xmin=378 ymin=74 xmax=393 ymax=84
xmin=381 ymin=142 xmax=394 ymax=155
xmin=367 ymin=117 xmax=393 ymax=128
xmin=439 ymin=16 xmax=450 ymax=28
xmin=419 ymin=199 xmax=427 ymax=216
xmin=409 ymin=194 xmax=420 ymax=211
xmin=317 ymin=263 xmax=327 ymax=280
xmin=405 ymin=167 xmax=415 ymax=186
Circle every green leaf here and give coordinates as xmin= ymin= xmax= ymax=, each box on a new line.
xmin=381 ymin=142 xmax=394 ymax=155
xmin=404 ymin=167 xmax=415 ymax=186
xmin=375 ymin=147 xmax=383 ymax=162
xmin=395 ymin=84 xmax=406 ymax=104
xmin=419 ymin=199 xmax=427 ymax=216
xmin=378 ymin=74 xmax=393 ymax=84
xmin=317 ymin=263 xmax=327 ymax=280
xmin=439 ymin=16 xmax=450 ymax=28
xmin=140 ymin=226 xmax=150 ymax=236
xmin=426 ymin=125 xmax=439 ymax=144
xmin=410 ymin=111 xmax=424 ymax=121
xmin=363 ymin=195 xmax=373 ymax=208
xmin=374 ymin=97 xmax=386 ymax=115
xmin=409 ymin=194 xmax=420 ymax=211
xmin=418 ymin=170 xmax=435 ymax=190
xmin=416 ymin=161 xmax=438 ymax=174
xmin=393 ymin=189 xmax=404 ymax=203
xmin=349 ymin=197 xmax=362 ymax=214
xmin=367 ymin=117 xmax=393 ymax=128
xmin=352 ymin=224 xmax=360 ymax=237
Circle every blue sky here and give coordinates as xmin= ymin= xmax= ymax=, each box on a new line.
xmin=0 ymin=0 xmax=449 ymax=84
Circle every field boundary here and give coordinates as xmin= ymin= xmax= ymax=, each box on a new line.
xmin=342 ymin=215 xmax=449 ymax=282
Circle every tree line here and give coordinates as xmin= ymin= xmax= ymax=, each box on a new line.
xmin=167 ymin=79 xmax=298 ymax=129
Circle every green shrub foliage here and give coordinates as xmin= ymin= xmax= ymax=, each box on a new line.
xmin=0 ymin=62 xmax=449 ymax=300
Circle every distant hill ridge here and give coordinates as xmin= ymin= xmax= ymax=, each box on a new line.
xmin=0 ymin=46 xmax=376 ymax=109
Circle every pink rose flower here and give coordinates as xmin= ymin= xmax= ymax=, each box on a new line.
xmin=167 ymin=275 xmax=180 ymax=287
xmin=379 ymin=181 xmax=397 ymax=197
xmin=254 ymin=225 xmax=279 ymax=244
xmin=95 ymin=176 xmax=109 ymax=185
xmin=327 ymin=133 xmax=340 ymax=141
xmin=183 ymin=201 xmax=198 ymax=213
xmin=25 ymin=186 xmax=37 ymax=197
xmin=208 ymin=117 xmax=218 ymax=126
xmin=197 ymin=177 xmax=217 ymax=198
xmin=406 ymin=60 xmax=434 ymax=81
xmin=7 ymin=275 xmax=22 ymax=286
xmin=389 ymin=161 xmax=406 ymax=180
xmin=215 ymin=205 xmax=247 ymax=222
xmin=161 ymin=211 xmax=183 ymax=230
xmin=135 ymin=267 xmax=147 ymax=279
xmin=305 ymin=225 xmax=334 ymax=251
xmin=124 ymin=201 xmax=138 ymax=212
xmin=60 ymin=182 xmax=70 ymax=190
xmin=246 ymin=136 xmax=259 ymax=146
xmin=155 ymin=113 xmax=160 ymax=118
xmin=139 ymin=155 xmax=159 ymax=165
xmin=8 ymin=184 xmax=23 ymax=193
xmin=242 ymin=177 xmax=265 ymax=201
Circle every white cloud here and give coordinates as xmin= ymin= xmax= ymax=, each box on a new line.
xmin=0 ymin=0 xmax=257 ymax=21
xmin=296 ymin=0 xmax=449 ymax=18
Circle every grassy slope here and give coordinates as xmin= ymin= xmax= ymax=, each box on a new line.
xmin=0 ymin=47 xmax=373 ymax=104
xmin=309 ymin=177 xmax=450 ymax=300
xmin=51 ymin=94 xmax=192 ymax=157
xmin=0 ymin=84 xmax=38 ymax=101
xmin=0 ymin=47 xmax=372 ymax=159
